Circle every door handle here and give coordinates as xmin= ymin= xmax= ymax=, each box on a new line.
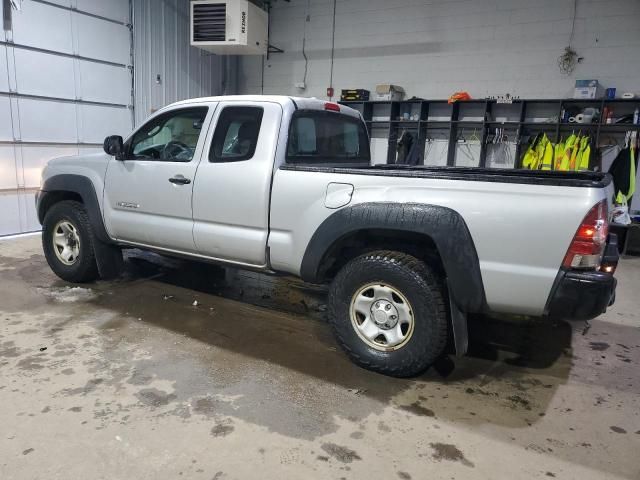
xmin=168 ymin=175 xmax=191 ymax=185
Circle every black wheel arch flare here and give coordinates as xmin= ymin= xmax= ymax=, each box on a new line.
xmin=38 ymin=174 xmax=112 ymax=245
xmin=300 ymin=202 xmax=487 ymax=314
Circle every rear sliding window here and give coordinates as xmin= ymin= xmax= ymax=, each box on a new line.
xmin=210 ymin=106 xmax=264 ymax=163
xmin=286 ymin=110 xmax=370 ymax=165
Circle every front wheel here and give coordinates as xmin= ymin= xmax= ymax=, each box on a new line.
xmin=328 ymin=251 xmax=448 ymax=377
xmin=42 ymin=200 xmax=99 ymax=283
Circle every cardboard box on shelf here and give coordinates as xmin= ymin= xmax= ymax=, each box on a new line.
xmin=573 ymin=80 xmax=604 ymax=99
xmin=375 ymin=84 xmax=405 ymax=101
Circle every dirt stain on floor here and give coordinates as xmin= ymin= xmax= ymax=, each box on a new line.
xmin=0 ymin=341 xmax=21 ymax=358
xmin=192 ymin=397 xmax=217 ymax=417
xmin=16 ymin=355 xmax=47 ymax=370
xmin=610 ymin=426 xmax=627 ymax=434
xmin=136 ymin=388 xmax=177 ymax=408
xmin=507 ymin=394 xmax=532 ymax=411
xmin=589 ymin=342 xmax=610 ymax=351
xmin=378 ymin=421 xmax=392 ymax=433
xmin=62 ymin=378 xmax=104 ymax=397
xmin=127 ymin=370 xmax=154 ymax=386
xmin=399 ymin=401 xmax=435 ymax=417
xmin=321 ymin=443 xmax=362 ymax=463
xmin=430 ymin=442 xmax=474 ymax=467
xmin=211 ymin=420 xmax=234 ymax=437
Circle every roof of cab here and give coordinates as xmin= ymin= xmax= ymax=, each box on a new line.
xmin=166 ymin=95 xmax=361 ymax=118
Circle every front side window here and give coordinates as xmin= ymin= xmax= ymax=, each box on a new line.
xmin=210 ymin=106 xmax=264 ymax=162
xmin=128 ymin=107 xmax=208 ymax=162
xmin=286 ymin=110 xmax=370 ymax=165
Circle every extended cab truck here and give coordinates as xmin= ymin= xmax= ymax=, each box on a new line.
xmin=36 ymin=95 xmax=619 ymax=377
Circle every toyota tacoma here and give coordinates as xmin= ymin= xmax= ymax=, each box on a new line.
xmin=36 ymin=95 xmax=619 ymax=377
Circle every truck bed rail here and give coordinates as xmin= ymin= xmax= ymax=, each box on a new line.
xmin=279 ymin=164 xmax=612 ymax=188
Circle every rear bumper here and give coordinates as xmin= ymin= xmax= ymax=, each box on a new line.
xmin=546 ymin=234 xmax=619 ymax=321
xmin=546 ymin=270 xmax=616 ymax=321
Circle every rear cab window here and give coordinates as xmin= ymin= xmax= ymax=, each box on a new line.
xmin=210 ymin=106 xmax=264 ymax=162
xmin=286 ymin=110 xmax=370 ymax=166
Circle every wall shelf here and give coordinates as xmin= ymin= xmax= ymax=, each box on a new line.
xmin=339 ymin=98 xmax=640 ymax=168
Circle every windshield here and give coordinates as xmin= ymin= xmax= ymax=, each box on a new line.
xmin=286 ymin=110 xmax=370 ymax=165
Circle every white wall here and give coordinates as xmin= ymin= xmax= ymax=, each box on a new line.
xmin=239 ymin=0 xmax=640 ymax=100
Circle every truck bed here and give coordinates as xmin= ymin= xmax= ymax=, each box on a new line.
xmin=271 ymin=163 xmax=613 ymax=316
xmin=279 ymin=164 xmax=612 ymax=188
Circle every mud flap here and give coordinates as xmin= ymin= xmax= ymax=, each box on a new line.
xmin=448 ymin=289 xmax=468 ymax=357
xmin=94 ymin=239 xmax=123 ymax=280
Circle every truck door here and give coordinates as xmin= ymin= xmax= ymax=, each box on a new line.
xmin=103 ymin=104 xmax=215 ymax=252
xmin=192 ymin=101 xmax=282 ymax=266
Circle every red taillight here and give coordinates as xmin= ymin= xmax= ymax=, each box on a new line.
xmin=324 ymin=102 xmax=340 ymax=112
xmin=562 ymin=200 xmax=609 ymax=270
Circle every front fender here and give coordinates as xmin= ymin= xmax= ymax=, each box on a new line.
xmin=38 ymin=174 xmax=111 ymax=244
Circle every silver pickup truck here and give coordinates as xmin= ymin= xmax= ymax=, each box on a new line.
xmin=36 ymin=95 xmax=619 ymax=377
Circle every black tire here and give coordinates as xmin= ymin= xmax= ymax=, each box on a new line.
xmin=328 ymin=250 xmax=448 ymax=377
xmin=42 ymin=200 xmax=99 ymax=283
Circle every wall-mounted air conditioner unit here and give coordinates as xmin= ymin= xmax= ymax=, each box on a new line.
xmin=190 ymin=0 xmax=268 ymax=55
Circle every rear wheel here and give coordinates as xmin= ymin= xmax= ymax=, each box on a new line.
xmin=42 ymin=200 xmax=99 ymax=283
xmin=328 ymin=250 xmax=448 ymax=377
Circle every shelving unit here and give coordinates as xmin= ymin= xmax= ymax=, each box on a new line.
xmin=339 ymin=98 xmax=640 ymax=168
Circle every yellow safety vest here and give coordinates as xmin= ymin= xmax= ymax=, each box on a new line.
xmin=535 ymin=134 xmax=547 ymax=165
xmin=522 ymin=146 xmax=536 ymax=169
xmin=522 ymin=138 xmax=539 ymax=169
xmin=540 ymin=135 xmax=554 ymax=170
xmin=577 ymin=137 xmax=590 ymax=171
xmin=521 ymin=133 xmax=594 ymax=173
xmin=559 ymin=134 xmax=576 ymax=171
xmin=569 ymin=135 xmax=582 ymax=171
xmin=554 ymin=139 xmax=565 ymax=170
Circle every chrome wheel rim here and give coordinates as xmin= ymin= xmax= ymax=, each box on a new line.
xmin=52 ymin=220 xmax=80 ymax=266
xmin=349 ymin=282 xmax=415 ymax=351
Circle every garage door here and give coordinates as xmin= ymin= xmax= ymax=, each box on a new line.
xmin=0 ymin=0 xmax=132 ymax=236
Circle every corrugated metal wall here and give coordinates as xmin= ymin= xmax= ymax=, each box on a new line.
xmin=133 ymin=0 xmax=228 ymax=126
xmin=0 ymin=0 xmax=231 ymax=235
xmin=0 ymin=0 xmax=133 ymax=236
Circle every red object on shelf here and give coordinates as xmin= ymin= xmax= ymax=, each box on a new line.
xmin=448 ymin=91 xmax=472 ymax=103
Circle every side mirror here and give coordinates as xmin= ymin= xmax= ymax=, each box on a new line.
xmin=103 ymin=135 xmax=124 ymax=160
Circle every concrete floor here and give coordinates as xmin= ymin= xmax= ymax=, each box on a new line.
xmin=0 ymin=236 xmax=639 ymax=480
